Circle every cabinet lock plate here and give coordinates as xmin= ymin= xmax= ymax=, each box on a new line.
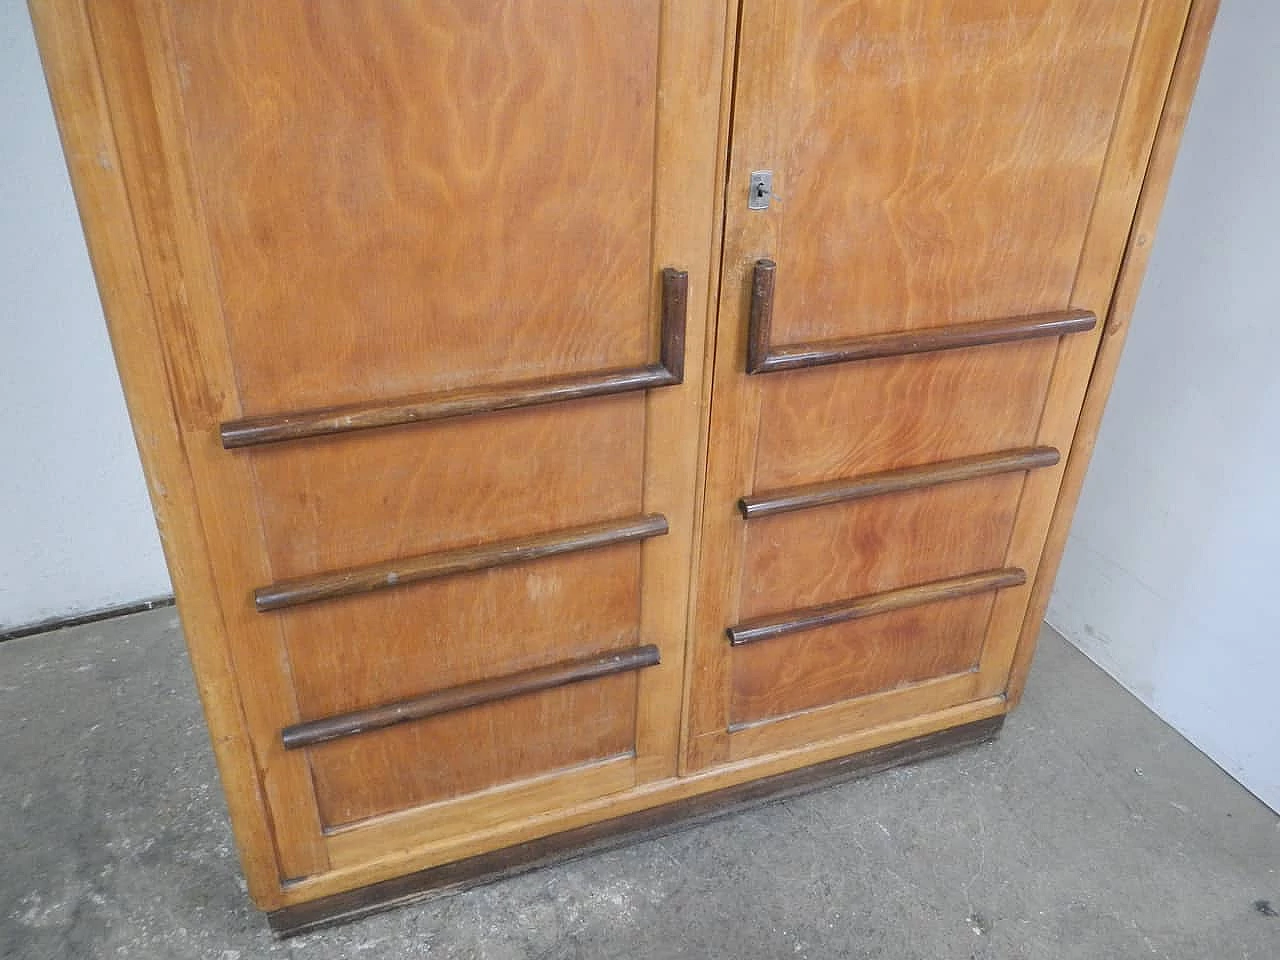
xmin=748 ymin=170 xmax=773 ymax=211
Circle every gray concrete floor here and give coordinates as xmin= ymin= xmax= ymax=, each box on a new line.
xmin=1 ymin=608 xmax=1276 ymax=959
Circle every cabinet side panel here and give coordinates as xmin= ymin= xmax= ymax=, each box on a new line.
xmin=1007 ymin=0 xmax=1222 ymax=705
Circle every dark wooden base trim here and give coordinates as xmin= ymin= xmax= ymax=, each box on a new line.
xmin=267 ymin=713 xmax=1005 ymax=937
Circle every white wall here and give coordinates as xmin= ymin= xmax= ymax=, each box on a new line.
xmin=1048 ymin=3 xmax=1280 ymax=812
xmin=1 ymin=5 xmax=171 ymax=631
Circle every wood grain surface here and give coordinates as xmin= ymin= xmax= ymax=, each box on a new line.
xmin=308 ymin=675 xmax=640 ymax=827
xmin=731 ymin=595 xmax=996 ymax=725
xmin=753 ymin=341 xmax=1060 ymax=487
xmin=758 ymin=1 xmax=1145 ymax=346
xmin=279 ymin=547 xmax=641 ymax=716
xmin=739 ymin=473 xmax=1025 ymax=620
xmin=250 ymin=396 xmax=643 ymax=580
xmin=170 ymin=1 xmax=662 ymax=412
xmin=687 ymin=0 xmax=1160 ymax=771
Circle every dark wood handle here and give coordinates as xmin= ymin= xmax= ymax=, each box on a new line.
xmin=739 ymin=447 xmax=1061 ymax=519
xmin=222 ymin=268 xmax=690 ymax=448
xmin=727 ymin=568 xmax=1027 ymax=646
xmin=255 ymin=513 xmax=669 ymax=613
xmin=747 ymin=258 xmax=778 ymax=374
xmin=660 ymin=266 xmax=688 ymax=383
xmin=745 ymin=258 xmax=1096 ymax=375
xmin=282 ymin=644 xmax=661 ymax=750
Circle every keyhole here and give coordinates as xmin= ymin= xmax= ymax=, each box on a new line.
xmin=748 ymin=170 xmax=773 ymax=210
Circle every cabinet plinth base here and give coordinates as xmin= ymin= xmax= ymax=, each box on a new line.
xmin=267 ymin=714 xmax=1004 ymax=937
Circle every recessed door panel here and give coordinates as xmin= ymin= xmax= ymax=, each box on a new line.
xmin=762 ymin=0 xmax=1142 ymax=344
xmin=250 ymin=397 xmax=646 ymax=578
xmin=740 ymin=474 xmax=1024 ymax=619
xmin=278 ymin=548 xmax=644 ymax=719
xmin=169 ymin=0 xmax=662 ymax=411
xmin=753 ymin=343 xmax=1057 ymax=486
xmin=731 ymin=596 xmax=995 ymax=726
xmin=310 ymin=673 xmax=640 ymax=827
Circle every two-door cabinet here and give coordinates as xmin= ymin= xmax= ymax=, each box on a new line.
xmin=31 ymin=0 xmax=1218 ymax=932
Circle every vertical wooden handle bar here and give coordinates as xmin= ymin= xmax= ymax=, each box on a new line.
xmin=747 ymin=259 xmax=778 ymax=374
xmin=660 ymin=267 xmax=688 ymax=384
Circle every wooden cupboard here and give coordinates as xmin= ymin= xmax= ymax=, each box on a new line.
xmin=31 ymin=0 xmax=1218 ymax=932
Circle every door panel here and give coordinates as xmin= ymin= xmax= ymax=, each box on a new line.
xmin=739 ymin=474 xmax=1024 ymax=618
xmin=763 ymin=0 xmax=1142 ymax=344
xmin=250 ymin=397 xmax=645 ymax=577
xmin=309 ymin=673 xmax=640 ymax=827
xmin=731 ymin=595 xmax=995 ymax=726
xmin=169 ymin=0 xmax=661 ymax=410
xmin=84 ymin=0 xmax=726 ymax=881
xmin=687 ymin=0 xmax=1191 ymax=770
xmin=278 ymin=548 xmax=643 ymax=721
xmin=753 ymin=343 xmax=1057 ymax=484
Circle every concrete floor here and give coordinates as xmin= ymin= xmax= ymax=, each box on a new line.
xmin=0 ymin=609 xmax=1276 ymax=959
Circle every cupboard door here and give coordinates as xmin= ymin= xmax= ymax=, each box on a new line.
xmin=77 ymin=0 xmax=724 ymax=887
xmin=686 ymin=0 xmax=1194 ymax=770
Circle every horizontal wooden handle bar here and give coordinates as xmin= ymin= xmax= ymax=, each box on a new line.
xmin=282 ymin=644 xmax=661 ymax=750
xmin=222 ymin=366 xmax=675 ymax=449
xmin=739 ymin=446 xmax=1061 ymax=519
xmin=222 ymin=268 xmax=689 ymax=448
xmin=746 ymin=258 xmax=1096 ymax=374
xmin=727 ymin=568 xmax=1027 ymax=646
xmin=256 ymin=513 xmax=669 ymax=613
